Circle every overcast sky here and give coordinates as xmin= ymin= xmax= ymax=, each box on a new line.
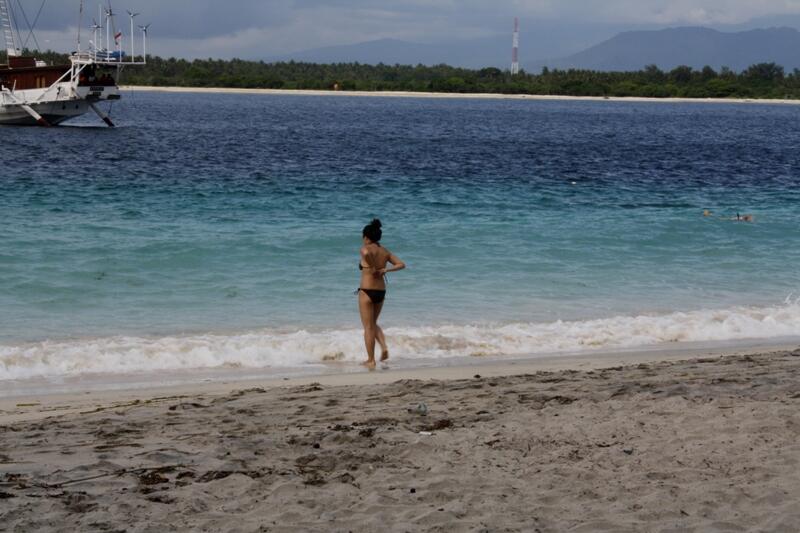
xmin=14 ymin=0 xmax=800 ymax=59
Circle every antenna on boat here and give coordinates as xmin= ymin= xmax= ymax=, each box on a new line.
xmin=77 ymin=0 xmax=83 ymax=53
xmin=127 ymin=10 xmax=138 ymax=61
xmin=104 ymin=5 xmax=113 ymax=58
xmin=138 ymin=23 xmax=150 ymax=62
xmin=96 ymin=4 xmax=103 ymax=53
xmin=106 ymin=1 xmax=121 ymax=60
xmin=91 ymin=18 xmax=102 ymax=61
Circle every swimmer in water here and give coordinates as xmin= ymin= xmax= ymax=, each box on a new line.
xmin=705 ymin=210 xmax=754 ymax=222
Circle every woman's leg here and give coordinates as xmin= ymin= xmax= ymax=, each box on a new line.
xmin=358 ymin=291 xmax=377 ymax=367
xmin=373 ymin=301 xmax=389 ymax=361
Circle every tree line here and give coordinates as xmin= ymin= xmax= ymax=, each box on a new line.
xmin=5 ymin=49 xmax=800 ymax=99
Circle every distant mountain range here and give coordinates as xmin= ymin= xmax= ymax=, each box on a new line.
xmin=537 ymin=27 xmax=800 ymax=72
xmin=268 ymin=38 xmax=508 ymax=68
xmin=272 ymin=26 xmax=800 ymax=73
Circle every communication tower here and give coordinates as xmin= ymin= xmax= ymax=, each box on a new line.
xmin=511 ymin=17 xmax=520 ymax=75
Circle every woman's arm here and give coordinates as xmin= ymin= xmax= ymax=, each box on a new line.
xmin=380 ymin=251 xmax=406 ymax=275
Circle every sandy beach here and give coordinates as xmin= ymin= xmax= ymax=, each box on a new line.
xmin=121 ymin=85 xmax=800 ymax=106
xmin=2 ymin=348 xmax=799 ymax=532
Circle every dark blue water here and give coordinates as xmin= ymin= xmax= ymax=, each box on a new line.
xmin=1 ymin=91 xmax=799 ymax=379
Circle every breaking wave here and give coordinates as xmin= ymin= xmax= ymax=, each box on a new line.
xmin=2 ymin=301 xmax=800 ymax=381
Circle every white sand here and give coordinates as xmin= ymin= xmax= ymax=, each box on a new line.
xmin=2 ymin=347 xmax=799 ymax=531
xmin=120 ymin=85 xmax=800 ymax=106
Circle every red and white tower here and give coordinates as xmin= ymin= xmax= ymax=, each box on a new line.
xmin=511 ymin=17 xmax=520 ymax=75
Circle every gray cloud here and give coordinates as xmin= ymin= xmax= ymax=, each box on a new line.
xmin=14 ymin=0 xmax=800 ymax=59
xmin=22 ymin=1 xmax=293 ymax=37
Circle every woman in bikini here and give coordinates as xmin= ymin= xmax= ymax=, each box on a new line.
xmin=358 ymin=219 xmax=405 ymax=369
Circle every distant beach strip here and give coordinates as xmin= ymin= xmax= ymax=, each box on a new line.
xmin=120 ymin=85 xmax=800 ymax=105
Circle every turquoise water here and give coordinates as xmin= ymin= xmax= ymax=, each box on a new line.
xmin=1 ymin=93 xmax=799 ymax=379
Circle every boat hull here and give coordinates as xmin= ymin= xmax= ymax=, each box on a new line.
xmin=0 ymin=100 xmax=90 ymax=126
xmin=0 ymin=82 xmax=120 ymax=126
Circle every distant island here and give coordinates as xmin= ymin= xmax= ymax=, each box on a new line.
xmin=271 ymin=27 xmax=800 ymax=73
xmin=532 ymin=26 xmax=800 ymax=72
xmin=6 ymin=50 xmax=800 ymax=100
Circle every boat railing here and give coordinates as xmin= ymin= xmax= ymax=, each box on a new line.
xmin=70 ymin=52 xmax=147 ymax=67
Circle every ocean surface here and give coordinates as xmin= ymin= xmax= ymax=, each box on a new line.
xmin=2 ymin=91 xmax=800 ymax=382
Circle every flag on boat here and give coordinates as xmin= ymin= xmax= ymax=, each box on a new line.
xmin=115 ymin=32 xmax=122 ymax=44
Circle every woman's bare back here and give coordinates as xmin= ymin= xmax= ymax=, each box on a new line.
xmin=360 ymin=244 xmax=391 ymax=290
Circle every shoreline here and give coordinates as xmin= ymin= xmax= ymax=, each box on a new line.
xmin=2 ymin=346 xmax=798 ymax=531
xmin=2 ymin=339 xmax=797 ymax=424
xmin=121 ymin=85 xmax=800 ymax=106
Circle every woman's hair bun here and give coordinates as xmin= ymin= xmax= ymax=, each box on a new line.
xmin=363 ymin=218 xmax=383 ymax=242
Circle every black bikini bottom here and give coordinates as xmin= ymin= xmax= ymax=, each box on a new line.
xmin=358 ymin=288 xmax=386 ymax=304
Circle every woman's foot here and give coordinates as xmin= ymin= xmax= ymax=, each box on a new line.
xmin=380 ymin=349 xmax=389 ymax=362
xmin=361 ymin=359 xmax=376 ymax=370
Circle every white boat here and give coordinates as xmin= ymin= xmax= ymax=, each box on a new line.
xmin=0 ymin=0 xmax=148 ymax=126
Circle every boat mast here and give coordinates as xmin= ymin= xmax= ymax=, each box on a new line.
xmin=0 ymin=0 xmax=20 ymax=57
xmin=77 ymin=0 xmax=83 ymax=53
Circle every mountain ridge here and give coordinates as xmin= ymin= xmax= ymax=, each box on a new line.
xmin=536 ymin=26 xmax=800 ymax=71
xmin=270 ymin=26 xmax=800 ymax=73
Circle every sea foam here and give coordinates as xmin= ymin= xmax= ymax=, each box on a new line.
xmin=2 ymin=301 xmax=799 ymax=381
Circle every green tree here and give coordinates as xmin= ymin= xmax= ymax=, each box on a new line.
xmin=669 ymin=65 xmax=693 ymax=84
xmin=643 ymin=64 xmax=666 ymax=84
xmin=743 ymin=62 xmax=784 ymax=82
xmin=700 ymin=66 xmax=717 ymax=81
